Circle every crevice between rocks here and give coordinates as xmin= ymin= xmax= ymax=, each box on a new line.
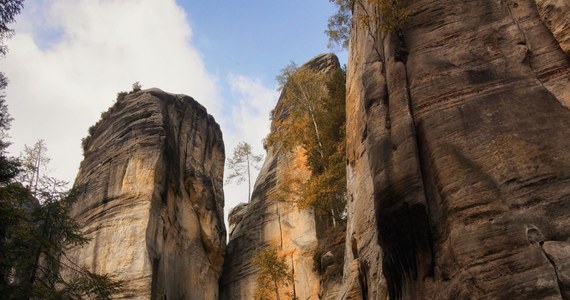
xmin=399 ymin=34 xmax=437 ymax=283
xmin=375 ymin=29 xmax=436 ymax=300
xmin=540 ymin=244 xmax=565 ymax=298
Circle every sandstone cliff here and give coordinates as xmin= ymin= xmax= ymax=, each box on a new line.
xmin=66 ymin=89 xmax=226 ymax=299
xmin=220 ymin=53 xmax=341 ymax=300
xmin=343 ymin=0 xmax=570 ymax=299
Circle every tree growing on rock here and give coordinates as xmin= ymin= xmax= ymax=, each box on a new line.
xmin=226 ymin=141 xmax=263 ymax=202
xmin=252 ymin=246 xmax=294 ymax=300
xmin=326 ymin=0 xmax=411 ymax=51
xmin=267 ymin=63 xmax=347 ymax=227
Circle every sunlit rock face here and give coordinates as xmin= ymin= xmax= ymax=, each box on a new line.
xmin=66 ymin=89 xmax=225 ymax=299
xmin=534 ymin=0 xmax=570 ymax=55
xmin=220 ymin=53 xmax=341 ymax=300
xmin=343 ymin=0 xmax=570 ymax=299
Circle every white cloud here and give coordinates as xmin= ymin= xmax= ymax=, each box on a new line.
xmin=0 ymin=0 xmax=280 ymax=229
xmin=226 ymin=74 xmax=278 ymax=146
xmin=221 ymin=74 xmax=278 ymax=221
xmin=0 ymin=0 xmax=220 ymax=184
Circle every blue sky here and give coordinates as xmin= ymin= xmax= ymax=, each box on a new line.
xmin=182 ymin=1 xmax=347 ymax=130
xmin=0 ymin=0 xmax=346 ymax=219
xmin=182 ymin=1 xmax=345 ymax=84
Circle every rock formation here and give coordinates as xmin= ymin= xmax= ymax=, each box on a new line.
xmin=66 ymin=89 xmax=226 ymax=299
xmin=535 ymin=0 xmax=570 ymax=54
xmin=220 ymin=53 xmax=341 ymax=300
xmin=343 ymin=0 xmax=570 ymax=299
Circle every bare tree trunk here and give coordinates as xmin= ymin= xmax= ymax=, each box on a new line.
xmin=246 ymin=153 xmax=251 ymax=202
xmin=274 ymin=279 xmax=281 ymax=300
xmin=277 ymin=201 xmax=283 ymax=250
xmin=331 ymin=207 xmax=337 ymax=227
xmin=296 ymin=87 xmax=325 ymax=160
xmin=29 ymin=205 xmax=51 ymax=293
xmin=291 ymin=253 xmax=297 ymax=300
xmin=308 ymin=107 xmax=325 ymax=160
xmin=33 ymin=147 xmax=41 ymax=195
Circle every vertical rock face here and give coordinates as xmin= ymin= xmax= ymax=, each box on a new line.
xmin=220 ymin=53 xmax=340 ymax=300
xmin=67 ymin=89 xmax=225 ymax=299
xmin=344 ymin=0 xmax=570 ymax=299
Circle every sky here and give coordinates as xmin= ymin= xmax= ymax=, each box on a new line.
xmin=0 ymin=0 xmax=346 ymax=222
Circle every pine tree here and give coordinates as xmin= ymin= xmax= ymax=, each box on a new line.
xmin=0 ymin=2 xmax=122 ymax=297
xmin=226 ymin=142 xmax=263 ymax=202
xmin=19 ymin=140 xmax=50 ymax=196
xmin=0 ymin=107 xmax=122 ymax=299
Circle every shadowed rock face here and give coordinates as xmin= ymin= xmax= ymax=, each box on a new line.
xmin=66 ymin=89 xmax=225 ymax=299
xmin=343 ymin=0 xmax=570 ymax=299
xmin=220 ymin=53 xmax=340 ymax=300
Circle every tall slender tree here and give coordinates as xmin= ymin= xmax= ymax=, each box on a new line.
xmin=226 ymin=142 xmax=263 ymax=202
xmin=0 ymin=142 xmax=123 ymax=299
xmin=19 ymin=139 xmax=50 ymax=196
xmin=0 ymin=3 xmax=121 ymax=296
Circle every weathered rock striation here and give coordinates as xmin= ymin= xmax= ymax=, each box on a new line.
xmin=535 ymin=0 xmax=570 ymax=55
xmin=66 ymin=89 xmax=226 ymax=299
xmin=220 ymin=53 xmax=341 ymax=300
xmin=343 ymin=0 xmax=570 ymax=299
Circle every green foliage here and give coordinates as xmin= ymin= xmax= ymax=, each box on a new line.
xmin=0 ymin=0 xmax=24 ymax=147
xmin=326 ymin=0 xmax=353 ymax=50
xmin=275 ymin=61 xmax=298 ymax=92
xmin=327 ymin=0 xmax=411 ymax=50
xmin=82 ymin=82 xmax=142 ymax=155
xmin=3 ymin=7 xmax=122 ymax=296
xmin=373 ymin=0 xmax=410 ymax=33
xmin=0 ymin=177 xmax=124 ymax=299
xmin=0 ymin=0 xmax=24 ymax=56
xmin=116 ymin=91 xmax=128 ymax=101
xmin=131 ymin=81 xmax=142 ymax=93
xmin=226 ymin=141 xmax=263 ymax=202
xmin=252 ymin=246 xmax=293 ymax=300
xmin=267 ymin=65 xmax=347 ymax=226
xmin=0 ymin=105 xmax=122 ymax=298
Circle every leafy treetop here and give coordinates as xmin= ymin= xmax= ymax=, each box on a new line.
xmin=252 ymin=246 xmax=294 ymax=300
xmin=267 ymin=62 xmax=347 ymax=227
xmin=326 ymin=0 xmax=411 ymax=50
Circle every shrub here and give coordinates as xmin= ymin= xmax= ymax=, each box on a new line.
xmin=116 ymin=91 xmax=127 ymax=101
xmin=131 ymin=81 xmax=142 ymax=92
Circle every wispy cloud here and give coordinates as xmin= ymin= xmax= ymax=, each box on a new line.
xmin=226 ymin=74 xmax=278 ymax=146
xmin=221 ymin=74 xmax=278 ymax=217
xmin=0 ymin=0 xmax=220 ymax=183
xmin=1 ymin=0 xmax=280 ymax=223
